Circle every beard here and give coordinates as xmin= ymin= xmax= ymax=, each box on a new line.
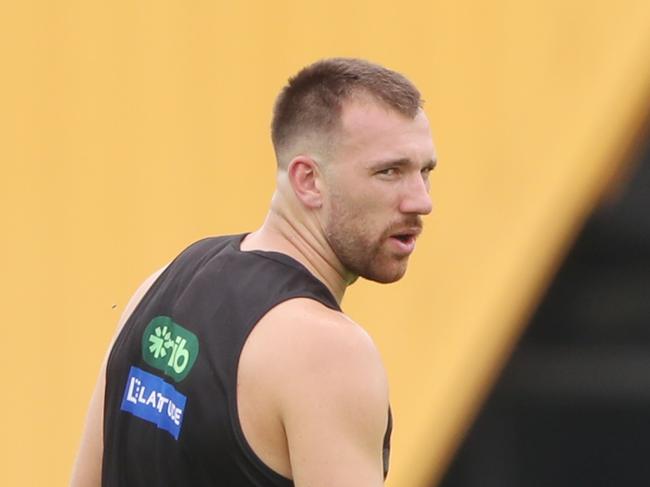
xmin=324 ymin=198 xmax=421 ymax=284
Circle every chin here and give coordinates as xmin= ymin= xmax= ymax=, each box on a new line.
xmin=362 ymin=264 xmax=408 ymax=284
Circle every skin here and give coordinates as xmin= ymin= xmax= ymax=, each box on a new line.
xmin=70 ymin=268 xmax=167 ymax=487
xmin=71 ymin=95 xmax=436 ymax=487
xmin=320 ymin=98 xmax=435 ymax=284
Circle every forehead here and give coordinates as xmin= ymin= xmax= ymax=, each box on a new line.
xmin=335 ymin=98 xmax=436 ymax=165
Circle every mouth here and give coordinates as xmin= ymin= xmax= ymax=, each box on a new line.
xmin=388 ymin=228 xmax=421 ymax=254
xmin=393 ymin=233 xmax=414 ymax=242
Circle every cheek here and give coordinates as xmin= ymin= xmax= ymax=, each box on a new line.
xmin=327 ymin=175 xmax=397 ymax=225
xmin=336 ymin=195 xmax=377 ymax=226
xmin=355 ymin=190 xmax=397 ymax=221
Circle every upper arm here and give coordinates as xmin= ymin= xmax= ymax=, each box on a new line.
xmin=266 ymin=300 xmax=390 ymax=487
xmin=70 ymin=266 xmax=167 ymax=487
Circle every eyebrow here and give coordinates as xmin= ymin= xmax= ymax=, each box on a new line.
xmin=368 ymin=157 xmax=437 ymax=171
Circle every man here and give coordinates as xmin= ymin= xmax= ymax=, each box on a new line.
xmin=71 ymin=57 xmax=436 ymax=487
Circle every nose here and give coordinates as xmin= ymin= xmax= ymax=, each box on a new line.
xmin=399 ymin=173 xmax=433 ymax=215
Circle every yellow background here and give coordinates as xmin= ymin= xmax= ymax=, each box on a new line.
xmin=2 ymin=1 xmax=649 ymax=486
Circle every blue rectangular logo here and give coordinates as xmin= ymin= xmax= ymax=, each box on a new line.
xmin=120 ymin=366 xmax=187 ymax=440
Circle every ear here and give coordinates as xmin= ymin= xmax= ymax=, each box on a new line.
xmin=287 ymin=156 xmax=323 ymax=209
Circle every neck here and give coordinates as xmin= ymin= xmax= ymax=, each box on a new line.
xmin=240 ymin=195 xmax=354 ymax=305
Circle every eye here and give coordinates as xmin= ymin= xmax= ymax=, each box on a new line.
xmin=421 ymin=165 xmax=435 ymax=179
xmin=376 ymin=167 xmax=399 ymax=177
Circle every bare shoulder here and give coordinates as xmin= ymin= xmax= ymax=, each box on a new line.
xmin=268 ymin=298 xmax=383 ymax=356
xmin=241 ymin=297 xmax=389 ymax=417
xmin=254 ymin=298 xmax=388 ymax=398
xmin=243 ymin=298 xmax=390 ymax=485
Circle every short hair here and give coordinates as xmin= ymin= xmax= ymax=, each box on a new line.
xmin=271 ymin=58 xmax=423 ymax=165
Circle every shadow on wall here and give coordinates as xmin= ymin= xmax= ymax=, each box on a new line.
xmin=438 ymin=132 xmax=650 ymax=487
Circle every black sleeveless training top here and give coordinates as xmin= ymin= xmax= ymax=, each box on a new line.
xmin=102 ymin=234 xmax=392 ymax=486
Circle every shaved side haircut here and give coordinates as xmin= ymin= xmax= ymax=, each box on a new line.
xmin=271 ymin=58 xmax=423 ymax=167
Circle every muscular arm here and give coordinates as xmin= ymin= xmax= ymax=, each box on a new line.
xmin=242 ymin=298 xmax=390 ymax=487
xmin=69 ymin=267 xmax=166 ymax=487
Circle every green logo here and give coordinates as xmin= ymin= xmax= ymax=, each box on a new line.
xmin=142 ymin=316 xmax=199 ymax=382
